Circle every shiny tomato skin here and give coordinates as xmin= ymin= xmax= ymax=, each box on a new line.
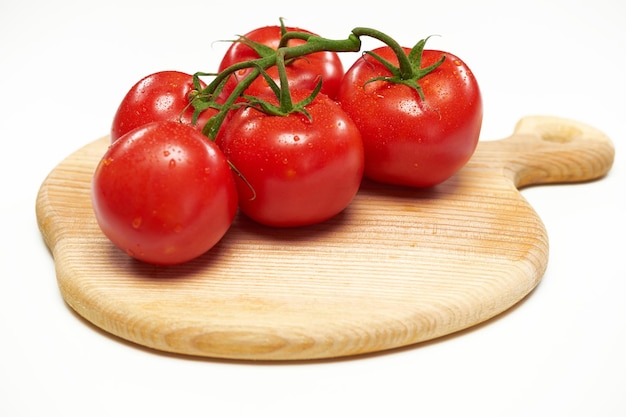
xmin=337 ymin=46 xmax=482 ymax=188
xmin=110 ymin=71 xmax=217 ymax=143
xmin=218 ymin=26 xmax=344 ymax=100
xmin=92 ymin=121 xmax=238 ymax=265
xmin=216 ymin=90 xmax=364 ymax=227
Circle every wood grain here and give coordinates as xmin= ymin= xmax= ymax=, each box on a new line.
xmin=36 ymin=116 xmax=614 ymax=360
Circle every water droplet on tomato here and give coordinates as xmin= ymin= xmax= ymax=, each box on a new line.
xmin=155 ymin=95 xmax=175 ymax=111
xmin=169 ymin=159 xmax=176 ymax=168
xmin=163 ymin=150 xmax=170 ymax=157
xmin=453 ymin=60 xmax=462 ymax=66
xmin=282 ymin=158 xmax=289 ymax=165
xmin=293 ymin=135 xmax=300 ymax=142
xmin=132 ymin=217 xmax=142 ymax=229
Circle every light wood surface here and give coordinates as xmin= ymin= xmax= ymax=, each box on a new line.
xmin=36 ymin=115 xmax=614 ymax=360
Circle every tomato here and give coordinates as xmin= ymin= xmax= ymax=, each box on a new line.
xmin=337 ymin=46 xmax=482 ymax=188
xmin=217 ymin=25 xmax=344 ymax=100
xmin=92 ymin=121 xmax=238 ymax=265
xmin=110 ymin=71 xmax=218 ymax=143
xmin=216 ymin=90 xmax=364 ymax=227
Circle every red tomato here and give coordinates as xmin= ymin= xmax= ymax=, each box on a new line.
xmin=216 ymin=90 xmax=364 ymax=227
xmin=218 ymin=25 xmax=344 ymax=100
xmin=337 ymin=46 xmax=482 ymax=188
xmin=110 ymin=71 xmax=218 ymax=143
xmin=92 ymin=121 xmax=238 ymax=265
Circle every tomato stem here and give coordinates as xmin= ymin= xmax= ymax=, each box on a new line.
xmin=192 ymin=26 xmax=444 ymax=139
xmin=352 ymin=27 xmax=414 ymax=79
xmin=276 ymin=49 xmax=293 ymax=110
xmin=195 ymin=32 xmax=362 ymax=139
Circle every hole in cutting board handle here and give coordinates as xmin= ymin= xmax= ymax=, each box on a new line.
xmin=535 ymin=123 xmax=581 ymax=144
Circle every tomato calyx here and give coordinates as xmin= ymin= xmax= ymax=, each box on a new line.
xmin=242 ymin=50 xmax=323 ymax=121
xmin=354 ymin=30 xmax=446 ymax=100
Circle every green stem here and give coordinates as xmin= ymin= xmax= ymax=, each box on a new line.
xmin=204 ymin=33 xmax=361 ymax=99
xmin=195 ymin=27 xmax=441 ymax=139
xmin=198 ymin=32 xmax=362 ymax=139
xmin=201 ymin=66 xmax=262 ymax=138
xmin=351 ymin=27 xmax=414 ymax=79
xmin=275 ymin=48 xmax=293 ymax=112
xmin=277 ymin=31 xmax=312 ymax=49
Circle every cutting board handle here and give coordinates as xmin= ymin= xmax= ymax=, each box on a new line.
xmin=475 ymin=115 xmax=615 ymax=188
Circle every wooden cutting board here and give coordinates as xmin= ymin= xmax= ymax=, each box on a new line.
xmin=36 ymin=115 xmax=614 ymax=361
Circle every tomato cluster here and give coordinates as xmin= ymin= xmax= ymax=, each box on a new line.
xmin=91 ymin=22 xmax=482 ymax=265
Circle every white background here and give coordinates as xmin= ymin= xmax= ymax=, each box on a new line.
xmin=2 ymin=0 xmax=625 ymax=416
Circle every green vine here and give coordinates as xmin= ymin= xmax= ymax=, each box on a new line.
xmin=190 ymin=24 xmax=444 ymax=140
